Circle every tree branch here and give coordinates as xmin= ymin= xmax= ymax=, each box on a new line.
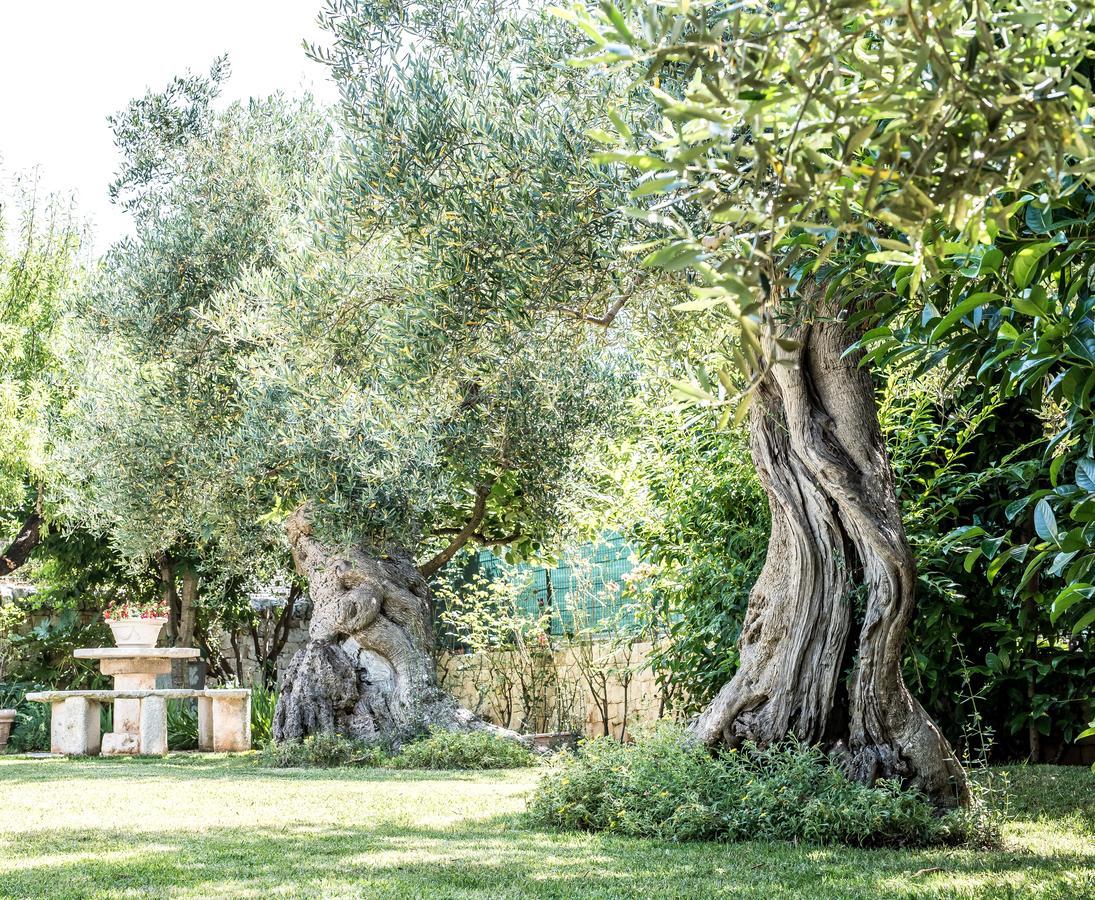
xmin=418 ymin=484 xmax=492 ymax=580
xmin=432 ymin=527 xmax=522 ymax=547
xmin=0 ymin=511 xmax=44 ymax=577
xmin=559 ymin=273 xmax=649 ymax=328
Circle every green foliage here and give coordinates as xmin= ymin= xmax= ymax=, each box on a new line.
xmin=881 ymin=372 xmax=1095 ymax=758
xmin=388 ymin=728 xmax=537 ymax=770
xmin=3 ymin=608 xmax=111 ymax=689
xmin=166 ymin=700 xmax=199 ymax=751
xmin=259 ymin=732 xmax=383 ymax=768
xmin=0 ymin=681 xmax=49 ymax=753
xmin=618 ymin=411 xmax=766 ymax=715
xmin=559 ymin=0 xmax=1095 ymax=403
xmin=55 ymin=67 xmax=332 ymax=573
xmin=260 ymin=728 xmax=536 ymax=770
xmin=7 ymin=696 xmax=49 ymax=753
xmin=529 ymin=725 xmax=1000 ymax=848
xmin=857 ymin=185 xmax=1095 ymax=742
xmin=228 ymin=0 xmax=653 ymax=557
xmin=249 ymin=680 xmax=277 ymax=747
xmin=0 ymin=174 xmax=84 ymax=557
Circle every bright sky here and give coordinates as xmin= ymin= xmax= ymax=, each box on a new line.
xmin=0 ymin=1 xmax=339 ymax=253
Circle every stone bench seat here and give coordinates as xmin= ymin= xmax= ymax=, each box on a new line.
xmin=26 ymin=689 xmax=250 ymax=702
xmin=28 ymin=688 xmax=251 ymax=757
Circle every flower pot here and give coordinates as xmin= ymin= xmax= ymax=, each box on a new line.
xmin=108 ymin=617 xmax=167 ymax=649
xmin=0 ymin=709 xmax=15 ymax=752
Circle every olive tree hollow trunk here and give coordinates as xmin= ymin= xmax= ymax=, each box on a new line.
xmin=274 ymin=508 xmax=522 ymax=746
xmin=693 ymin=302 xmax=969 ymax=808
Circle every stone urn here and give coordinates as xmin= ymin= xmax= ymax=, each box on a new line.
xmin=108 ymin=617 xmax=167 ymax=649
xmin=0 ymin=709 xmax=15 ymax=751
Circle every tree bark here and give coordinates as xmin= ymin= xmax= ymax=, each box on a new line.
xmin=0 ymin=511 xmax=43 ymax=576
xmin=693 ymin=295 xmax=969 ymax=807
xmin=274 ymin=507 xmax=523 ymax=746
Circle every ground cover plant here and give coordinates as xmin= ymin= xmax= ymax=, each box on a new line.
xmin=259 ymin=727 xmax=537 ymax=771
xmin=0 ymin=754 xmax=1090 ymax=899
xmin=529 ymin=725 xmax=999 ymax=849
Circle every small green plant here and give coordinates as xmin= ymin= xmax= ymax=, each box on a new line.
xmin=388 ymin=728 xmax=537 ymax=770
xmin=259 ymin=733 xmax=388 ymax=769
xmin=249 ymin=681 xmax=277 ymax=747
xmin=166 ymin=700 xmax=199 ymax=750
xmin=259 ymin=728 xmax=537 ymax=770
xmin=9 ymin=701 xmax=50 ymax=753
xmin=528 ymin=724 xmax=1002 ymax=849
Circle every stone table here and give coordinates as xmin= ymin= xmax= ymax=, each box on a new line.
xmin=74 ymin=647 xmax=200 ymax=754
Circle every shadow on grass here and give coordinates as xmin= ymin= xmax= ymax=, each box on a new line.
xmin=2 ymin=817 xmax=1093 ymax=900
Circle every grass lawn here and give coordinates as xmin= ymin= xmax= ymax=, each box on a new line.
xmin=0 ymin=756 xmax=1092 ymax=899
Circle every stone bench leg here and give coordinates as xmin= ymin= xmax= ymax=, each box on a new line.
xmin=197 ymin=696 xmax=214 ymax=751
xmin=212 ymin=695 xmax=251 ymax=752
xmin=139 ymin=695 xmax=168 ymax=755
xmin=51 ymin=697 xmax=101 ymax=755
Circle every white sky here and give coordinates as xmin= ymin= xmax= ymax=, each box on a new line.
xmin=0 ymin=1 xmax=339 ymax=253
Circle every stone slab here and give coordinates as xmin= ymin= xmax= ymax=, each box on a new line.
xmin=101 ymin=732 xmax=139 ymax=756
xmin=101 ymin=657 xmax=173 ymax=677
xmin=75 ymin=648 xmax=200 ymax=659
xmin=27 ymin=688 xmax=250 ymax=703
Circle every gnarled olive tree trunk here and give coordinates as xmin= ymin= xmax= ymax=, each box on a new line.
xmin=274 ymin=507 xmax=521 ymax=745
xmin=693 ymin=295 xmax=969 ymax=807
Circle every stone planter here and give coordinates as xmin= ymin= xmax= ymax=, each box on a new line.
xmin=107 ymin=618 xmax=167 ymax=649
xmin=0 ymin=709 xmax=15 ymax=751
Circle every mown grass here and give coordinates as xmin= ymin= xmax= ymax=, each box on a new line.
xmin=0 ymin=755 xmax=1091 ymax=898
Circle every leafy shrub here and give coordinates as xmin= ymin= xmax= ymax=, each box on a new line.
xmin=260 ymin=732 xmax=388 ymax=769
xmin=249 ymin=681 xmax=277 ymax=747
xmin=260 ymin=727 xmax=536 ymax=770
xmin=528 ymin=725 xmax=1000 ymax=849
xmin=166 ymin=700 xmax=199 ymax=750
xmin=9 ymin=701 xmax=50 ymax=753
xmin=388 ymin=728 xmax=537 ymax=770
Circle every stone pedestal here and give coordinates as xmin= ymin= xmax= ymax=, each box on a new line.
xmin=197 ymin=696 xmax=214 ymax=751
xmin=139 ymin=695 xmax=168 ymax=755
xmin=212 ymin=694 xmax=251 ymax=752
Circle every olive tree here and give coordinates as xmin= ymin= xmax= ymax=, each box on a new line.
xmin=223 ymin=0 xmax=662 ymax=743
xmin=54 ymin=62 xmax=333 ymax=665
xmin=0 ymin=178 xmax=84 ymax=576
xmin=558 ymin=0 xmax=1095 ymax=805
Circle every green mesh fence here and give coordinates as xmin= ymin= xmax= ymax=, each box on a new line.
xmin=471 ymin=531 xmax=640 ymax=636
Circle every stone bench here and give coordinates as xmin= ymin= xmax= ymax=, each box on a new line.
xmin=26 ymin=689 xmax=251 ymax=756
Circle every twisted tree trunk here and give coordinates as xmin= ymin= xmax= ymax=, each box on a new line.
xmin=274 ymin=507 xmax=521 ymax=746
xmin=694 ymin=294 xmax=969 ymax=807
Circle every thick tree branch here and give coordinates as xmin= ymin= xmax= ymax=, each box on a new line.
xmin=418 ymin=484 xmax=491 ymax=580
xmin=0 ymin=511 xmax=44 ymax=577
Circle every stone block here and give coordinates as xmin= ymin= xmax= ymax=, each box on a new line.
xmin=100 ymin=657 xmax=172 ymax=677
xmin=212 ymin=693 xmax=251 ymax=752
xmin=197 ymin=696 xmax=214 ymax=751
xmin=51 ymin=697 xmax=100 ymax=755
xmin=102 ymin=732 xmax=140 ymax=756
xmin=139 ymin=695 xmax=168 ymax=755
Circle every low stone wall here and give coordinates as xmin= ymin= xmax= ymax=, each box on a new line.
xmin=439 ymin=640 xmax=667 ymax=741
